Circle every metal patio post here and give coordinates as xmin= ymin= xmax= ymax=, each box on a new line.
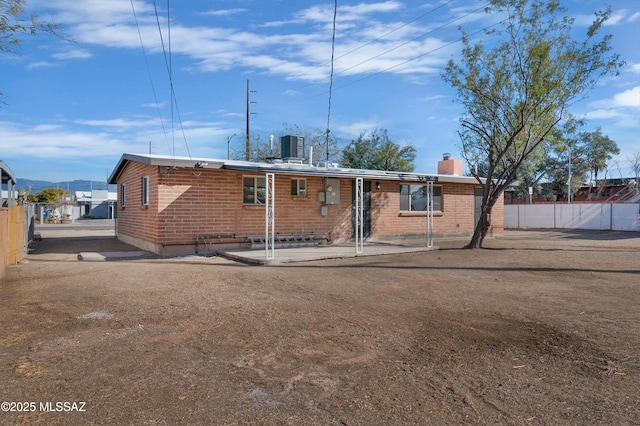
xmin=355 ymin=178 xmax=364 ymax=254
xmin=265 ymin=173 xmax=275 ymax=261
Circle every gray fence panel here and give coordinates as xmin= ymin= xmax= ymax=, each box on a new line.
xmin=611 ymin=204 xmax=640 ymax=231
xmin=505 ymin=203 xmax=640 ymax=231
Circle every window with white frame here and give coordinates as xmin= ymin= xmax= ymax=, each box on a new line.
xmin=290 ymin=178 xmax=306 ymax=197
xmin=142 ymin=175 xmax=150 ymax=206
xmin=243 ymin=176 xmax=266 ymax=204
xmin=400 ymin=184 xmax=443 ymax=212
xmin=120 ymin=183 xmax=126 ymax=207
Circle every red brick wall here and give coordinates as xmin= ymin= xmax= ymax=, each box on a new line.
xmin=115 ymin=162 xmax=159 ymax=252
xmin=369 ymin=181 xmax=504 ymax=239
xmin=115 ymin=163 xmax=504 ymax=255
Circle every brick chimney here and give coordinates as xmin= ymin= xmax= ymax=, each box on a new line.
xmin=437 ymin=153 xmax=463 ymax=176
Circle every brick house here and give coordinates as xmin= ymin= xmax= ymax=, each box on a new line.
xmin=107 ymin=152 xmax=503 ymax=256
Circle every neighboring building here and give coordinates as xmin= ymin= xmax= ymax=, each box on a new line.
xmin=107 ymin=151 xmax=503 ymax=256
xmin=573 ymin=178 xmax=639 ymax=203
xmin=75 ymin=190 xmax=117 ymax=219
xmin=506 ymin=177 xmax=640 ymax=204
xmin=1 ymin=160 xmax=17 ymax=207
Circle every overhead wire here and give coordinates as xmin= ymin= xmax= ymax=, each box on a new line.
xmin=269 ymin=1 xmax=492 ymax=115
xmin=129 ymin=0 xmax=170 ymax=154
xmin=152 ymin=0 xmax=191 ymax=160
xmin=167 ymin=0 xmax=174 ymax=158
xmin=335 ymin=3 xmax=488 ymax=77
xmin=133 ymin=2 xmax=502 ymax=157
xmin=290 ymin=0 xmax=455 ymax=83
xmin=330 ymin=16 xmax=506 ymax=94
xmin=292 ymin=2 xmax=499 ymax=104
xmin=334 ymin=0 xmax=455 ymax=64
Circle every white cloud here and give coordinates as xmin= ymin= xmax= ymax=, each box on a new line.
xmin=51 ymin=48 xmax=93 ymax=60
xmin=418 ymin=95 xmax=447 ymax=102
xmin=0 ymin=115 xmax=234 ymax=163
xmin=611 ymin=86 xmax=640 ymax=108
xmin=448 ymin=4 xmax=496 ymax=27
xmin=0 ymin=121 xmax=130 ymax=158
xmin=41 ymin=0 xmax=151 ymax=26
xmin=141 ymin=101 xmax=167 ymax=109
xmin=335 ymin=120 xmax=384 ymax=138
xmin=604 ymin=10 xmax=627 ymax=26
xmin=27 ymin=61 xmax=58 ymax=69
xmin=584 ymin=109 xmax=622 ymax=120
xmin=75 ymin=118 xmax=163 ymax=131
xmin=32 ymin=124 xmax=64 ymax=132
xmin=574 ymin=9 xmax=635 ymax=27
xmin=294 ymin=2 xmax=403 ymax=25
xmin=30 ymin=0 xmax=455 ymax=84
xmin=590 ymin=86 xmax=640 ymax=109
xmin=201 ymin=9 xmax=247 ymax=17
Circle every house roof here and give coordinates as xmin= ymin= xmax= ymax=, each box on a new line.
xmin=108 ymin=153 xmax=483 ymax=185
xmin=0 ymin=160 xmax=17 ymax=185
xmin=75 ymin=190 xmax=118 ymax=202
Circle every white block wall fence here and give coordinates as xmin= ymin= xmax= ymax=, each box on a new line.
xmin=505 ymin=203 xmax=640 ymax=232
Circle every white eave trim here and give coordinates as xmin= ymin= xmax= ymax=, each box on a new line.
xmin=108 ymin=153 xmax=485 ymax=185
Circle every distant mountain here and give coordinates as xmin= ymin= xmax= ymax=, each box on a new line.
xmin=16 ymin=179 xmax=116 ymax=194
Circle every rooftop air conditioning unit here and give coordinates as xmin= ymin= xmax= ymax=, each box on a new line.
xmin=281 ymin=135 xmax=305 ymax=162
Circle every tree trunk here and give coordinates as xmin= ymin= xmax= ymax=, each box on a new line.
xmin=465 ymin=206 xmax=492 ymax=249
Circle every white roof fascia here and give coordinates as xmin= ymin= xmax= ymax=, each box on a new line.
xmin=108 ymin=153 xmax=225 ymax=183
xmin=108 ymin=153 xmax=484 ymax=185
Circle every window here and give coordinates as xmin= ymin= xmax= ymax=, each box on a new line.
xmin=142 ymin=175 xmax=149 ymax=206
xmin=291 ymin=178 xmax=306 ymax=197
xmin=120 ymin=183 xmax=126 ymax=207
xmin=243 ymin=176 xmax=266 ymax=204
xmin=400 ymin=184 xmax=443 ymax=212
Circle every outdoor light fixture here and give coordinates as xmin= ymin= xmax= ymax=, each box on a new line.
xmin=376 ymin=181 xmax=381 ymax=190
xmin=194 ymin=162 xmax=208 ymax=168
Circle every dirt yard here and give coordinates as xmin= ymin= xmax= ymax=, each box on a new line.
xmin=1 ymin=225 xmax=639 ymax=425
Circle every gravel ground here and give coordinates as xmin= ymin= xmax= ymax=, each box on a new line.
xmin=1 ymin=223 xmax=639 ymax=425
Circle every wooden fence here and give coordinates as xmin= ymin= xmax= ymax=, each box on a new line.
xmin=0 ymin=205 xmax=25 ymax=278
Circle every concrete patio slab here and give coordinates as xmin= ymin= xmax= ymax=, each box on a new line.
xmin=77 ymin=251 xmax=151 ymax=261
xmin=218 ymin=242 xmax=437 ymax=265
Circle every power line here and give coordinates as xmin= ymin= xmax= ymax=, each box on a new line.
xmin=129 ymin=0 xmax=169 ymax=155
xmin=334 ymin=0 xmax=455 ymax=64
xmin=290 ymin=0 xmax=455 ymax=82
xmin=151 ymin=0 xmax=191 ymax=159
xmin=335 ymin=3 xmax=487 ymax=77
xmin=269 ymin=2 xmax=492 ymax=119
xmin=330 ymin=16 xmax=505 ymax=94
xmin=289 ymin=3 xmax=499 ymax=105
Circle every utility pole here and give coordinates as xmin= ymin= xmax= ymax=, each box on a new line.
xmin=227 ymin=134 xmax=236 ymax=160
xmin=567 ymin=146 xmax=572 ymax=204
xmin=246 ymin=79 xmax=257 ymax=161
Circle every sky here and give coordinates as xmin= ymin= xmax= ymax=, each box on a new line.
xmin=1 ymin=0 xmax=639 ymax=183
